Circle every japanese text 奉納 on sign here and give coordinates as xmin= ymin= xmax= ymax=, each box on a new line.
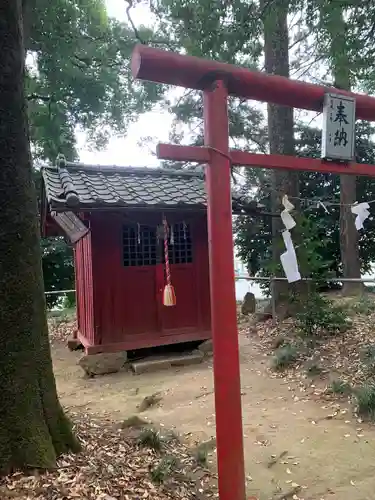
xmin=321 ymin=93 xmax=356 ymax=162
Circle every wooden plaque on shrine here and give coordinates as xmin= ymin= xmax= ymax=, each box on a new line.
xmin=51 ymin=211 xmax=89 ymax=244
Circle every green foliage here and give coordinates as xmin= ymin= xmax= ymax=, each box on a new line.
xmin=42 ymin=238 xmax=74 ymax=309
xmin=360 ymin=344 xmax=375 ymax=374
xmin=194 ymin=446 xmax=208 ymax=466
xmin=62 ymin=293 xmax=76 ymax=310
xmin=350 ymin=295 xmax=375 ymax=315
xmin=250 ymin=213 xmax=335 ymax=295
xmin=138 ymin=428 xmax=163 ymax=451
xmin=26 ymin=0 xmax=164 ymax=161
xmin=235 ymin=122 xmax=375 ymax=289
xmin=150 ymin=455 xmax=179 ymax=484
xmin=293 ymin=215 xmax=335 ymax=281
xmin=355 ymin=383 xmax=375 ymax=420
xmin=328 ymin=379 xmax=352 ymax=396
xmin=138 ymin=0 xmax=375 ymax=291
xmin=152 ymin=0 xmax=262 ymax=64
xmin=295 ymin=292 xmax=349 ymax=338
xmin=272 ymin=343 xmax=298 ymax=371
xmin=304 ymin=0 xmax=375 ymax=92
xmin=150 ymin=0 xmax=267 ymax=161
xmin=192 ymin=438 xmax=216 ymax=467
xmin=28 ymin=1 xmax=166 ymax=299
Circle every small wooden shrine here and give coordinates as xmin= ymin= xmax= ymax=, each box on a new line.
xmin=41 ymin=159 xmax=212 ymax=354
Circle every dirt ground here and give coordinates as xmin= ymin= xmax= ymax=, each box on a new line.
xmin=52 ymin=332 xmax=375 ymax=500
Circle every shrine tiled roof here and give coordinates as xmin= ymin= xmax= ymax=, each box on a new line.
xmin=41 ymin=162 xmax=207 ymax=210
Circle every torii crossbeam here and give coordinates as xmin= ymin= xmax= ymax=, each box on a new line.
xmin=131 ymin=44 xmax=375 ymax=500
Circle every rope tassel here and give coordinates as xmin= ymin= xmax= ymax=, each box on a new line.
xmin=162 ymin=215 xmax=176 ymax=307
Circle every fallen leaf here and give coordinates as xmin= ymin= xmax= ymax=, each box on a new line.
xmin=1 ymin=414 xmax=218 ymax=500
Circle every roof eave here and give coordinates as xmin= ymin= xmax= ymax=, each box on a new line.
xmin=48 ymin=200 xmax=207 ymax=212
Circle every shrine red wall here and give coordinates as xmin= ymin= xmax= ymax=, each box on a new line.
xmin=74 ymin=231 xmax=95 ymax=346
xmin=76 ymin=210 xmax=211 ymax=353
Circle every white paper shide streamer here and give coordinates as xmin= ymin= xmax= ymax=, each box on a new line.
xmin=280 ymin=195 xmax=296 ymax=230
xmin=276 ymin=194 xmax=371 ymax=282
xmin=280 ymin=195 xmax=301 ymax=283
xmin=280 ymin=230 xmax=301 ymax=283
xmin=351 ymin=202 xmax=370 ymax=231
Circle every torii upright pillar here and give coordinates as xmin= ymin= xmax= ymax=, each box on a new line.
xmin=131 ymin=44 xmax=375 ymax=500
xmin=203 ymin=79 xmax=246 ymax=500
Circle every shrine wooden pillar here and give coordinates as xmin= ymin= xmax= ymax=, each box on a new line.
xmin=203 ymin=80 xmax=246 ymax=500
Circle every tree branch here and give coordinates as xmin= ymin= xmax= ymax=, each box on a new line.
xmin=125 ymin=0 xmax=145 ymax=44
xmin=124 ymin=0 xmax=179 ymax=50
xmin=27 ymin=94 xmax=52 ymax=102
xmin=258 ymin=0 xmax=278 ymax=20
xmin=72 ymin=53 xmax=122 ymax=69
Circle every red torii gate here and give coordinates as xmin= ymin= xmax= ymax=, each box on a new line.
xmin=131 ymin=44 xmax=375 ymax=500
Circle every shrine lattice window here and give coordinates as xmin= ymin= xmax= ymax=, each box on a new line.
xmin=122 ymin=224 xmax=157 ymax=267
xmin=122 ymin=222 xmax=193 ymax=267
xmin=165 ymin=222 xmax=193 ymax=265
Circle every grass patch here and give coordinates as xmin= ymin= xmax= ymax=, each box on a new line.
xmin=360 ymin=344 xmax=375 ymax=374
xmin=150 ymin=455 xmax=179 ymax=484
xmin=355 ymin=383 xmax=375 ymax=419
xmin=192 ymin=438 xmax=216 ymax=467
xmin=328 ymin=379 xmax=352 ymax=396
xmin=295 ymin=292 xmax=349 ymax=338
xmin=194 ymin=447 xmax=208 ymax=467
xmin=350 ymin=295 xmax=375 ymax=315
xmin=138 ymin=428 xmax=163 ymax=451
xmin=272 ymin=343 xmax=298 ymax=371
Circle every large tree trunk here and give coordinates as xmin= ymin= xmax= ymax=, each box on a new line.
xmin=0 ymin=0 xmax=79 ymax=474
xmin=340 ymin=170 xmax=362 ymax=295
xmin=261 ymin=0 xmax=300 ymax=312
xmin=323 ymin=4 xmax=363 ymax=296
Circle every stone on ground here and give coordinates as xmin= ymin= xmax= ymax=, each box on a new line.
xmin=138 ymin=392 xmax=163 ymax=412
xmin=67 ymin=337 xmax=82 ymax=351
xmin=121 ymin=415 xmax=151 ymax=428
xmin=241 ymin=291 xmax=256 ymax=315
xmin=198 ymin=339 xmax=213 ymax=355
xmin=78 ymin=351 xmax=128 ymax=376
xmin=131 ymin=351 xmax=204 ymax=374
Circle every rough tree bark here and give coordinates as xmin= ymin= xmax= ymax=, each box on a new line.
xmin=323 ymin=4 xmax=363 ymax=296
xmin=261 ymin=0 xmax=301 ymax=313
xmin=0 ymin=0 xmax=80 ymax=474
